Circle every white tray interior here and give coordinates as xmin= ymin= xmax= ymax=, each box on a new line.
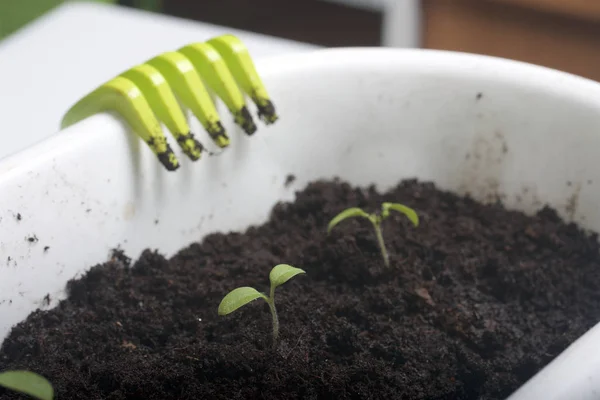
xmin=2 ymin=48 xmax=600 ymax=399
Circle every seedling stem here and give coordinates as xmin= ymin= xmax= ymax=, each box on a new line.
xmin=268 ymin=284 xmax=280 ymax=343
xmin=371 ymin=216 xmax=389 ymax=267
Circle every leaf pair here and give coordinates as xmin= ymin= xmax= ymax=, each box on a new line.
xmin=327 ymin=202 xmax=419 ymax=267
xmin=218 ymin=264 xmax=305 ymax=348
xmin=218 ymin=264 xmax=305 ymax=316
xmin=327 ymin=202 xmax=419 ymax=234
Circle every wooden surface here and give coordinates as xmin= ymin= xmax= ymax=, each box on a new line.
xmin=489 ymin=0 xmax=600 ymax=22
xmin=423 ymin=0 xmax=600 ymax=82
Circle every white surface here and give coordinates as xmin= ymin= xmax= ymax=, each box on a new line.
xmin=0 ymin=1 xmax=316 ymax=161
xmin=2 ymin=47 xmax=600 ymax=399
xmin=507 ymin=322 xmax=600 ymax=400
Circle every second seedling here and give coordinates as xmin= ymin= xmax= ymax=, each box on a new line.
xmin=328 ymin=202 xmax=419 ymax=267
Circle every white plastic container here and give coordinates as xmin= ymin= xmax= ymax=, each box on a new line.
xmin=2 ymin=48 xmax=600 ymax=399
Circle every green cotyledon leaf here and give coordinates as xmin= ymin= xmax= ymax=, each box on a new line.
xmin=327 ymin=207 xmax=370 ymax=234
xmin=269 ymin=264 xmax=306 ymax=288
xmin=0 ymin=370 xmax=54 ymax=400
xmin=218 ymin=287 xmax=267 ymax=316
xmin=382 ymin=202 xmax=419 ymax=227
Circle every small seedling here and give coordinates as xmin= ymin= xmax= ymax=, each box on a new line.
xmin=0 ymin=370 xmax=54 ymax=400
xmin=218 ymin=264 xmax=305 ymax=348
xmin=327 ymin=202 xmax=419 ymax=268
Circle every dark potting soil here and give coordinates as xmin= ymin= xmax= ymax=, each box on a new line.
xmin=2 ymin=179 xmax=600 ymax=400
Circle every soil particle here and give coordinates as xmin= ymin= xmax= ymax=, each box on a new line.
xmin=1 ymin=179 xmax=600 ymax=399
xmin=285 ymin=174 xmax=296 ymax=188
xmin=109 ymin=248 xmax=132 ymax=266
xmin=414 ymin=287 xmax=435 ymax=306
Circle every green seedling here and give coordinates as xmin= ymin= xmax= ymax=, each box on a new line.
xmin=218 ymin=264 xmax=305 ymax=348
xmin=327 ymin=202 xmax=419 ymax=268
xmin=0 ymin=370 xmax=54 ymax=400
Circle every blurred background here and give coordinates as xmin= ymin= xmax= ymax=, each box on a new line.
xmin=3 ymin=0 xmax=600 ymax=160
xmin=3 ymin=0 xmax=600 ymax=80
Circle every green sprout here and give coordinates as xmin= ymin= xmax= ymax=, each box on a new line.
xmin=218 ymin=264 xmax=305 ymax=348
xmin=327 ymin=202 xmax=419 ymax=268
xmin=0 ymin=370 xmax=54 ymax=400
